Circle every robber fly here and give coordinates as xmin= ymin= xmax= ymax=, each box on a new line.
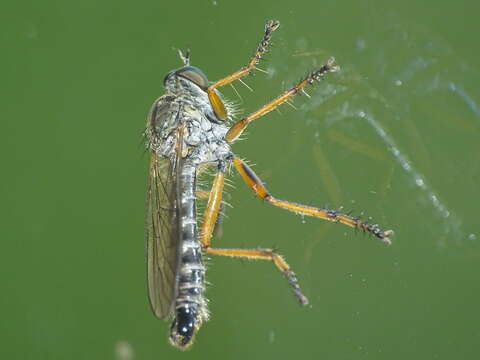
xmin=144 ymin=20 xmax=393 ymax=349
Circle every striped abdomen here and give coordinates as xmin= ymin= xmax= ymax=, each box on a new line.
xmin=169 ymin=164 xmax=208 ymax=348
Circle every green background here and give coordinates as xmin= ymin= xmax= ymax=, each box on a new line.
xmin=2 ymin=0 xmax=479 ymax=359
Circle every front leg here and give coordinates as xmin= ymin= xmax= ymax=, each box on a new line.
xmin=206 ymin=20 xmax=280 ymax=121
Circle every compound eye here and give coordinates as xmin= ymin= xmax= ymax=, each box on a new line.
xmin=163 ymin=70 xmax=175 ymax=86
xmin=176 ymin=66 xmax=209 ymax=90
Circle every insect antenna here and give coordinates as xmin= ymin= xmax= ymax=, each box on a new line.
xmin=177 ymin=48 xmax=191 ymax=66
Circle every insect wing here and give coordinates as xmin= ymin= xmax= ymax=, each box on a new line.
xmin=145 ymin=99 xmax=181 ymax=320
xmin=146 ymin=154 xmax=179 ymax=319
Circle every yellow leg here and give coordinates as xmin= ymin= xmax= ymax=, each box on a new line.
xmin=225 ymin=58 xmax=339 ymax=142
xmin=196 ymin=190 xmax=210 ymax=199
xmin=206 ymin=20 xmax=280 ymax=121
xmin=199 ymin=171 xmax=225 ymax=248
xmin=198 ymin=168 xmax=308 ymax=305
xmin=232 ymin=157 xmax=393 ymax=244
xmin=206 ymin=247 xmax=309 ymax=306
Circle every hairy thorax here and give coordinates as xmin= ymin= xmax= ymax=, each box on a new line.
xmin=147 ymin=93 xmax=232 ymax=167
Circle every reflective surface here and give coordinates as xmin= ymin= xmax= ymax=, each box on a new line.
xmin=2 ymin=1 xmax=479 ymax=359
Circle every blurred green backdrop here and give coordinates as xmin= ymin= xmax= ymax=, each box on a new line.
xmin=2 ymin=0 xmax=479 ymax=359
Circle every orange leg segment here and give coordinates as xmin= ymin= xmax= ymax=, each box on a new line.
xmin=198 ymin=168 xmax=308 ymax=305
xmin=196 ymin=190 xmax=210 ymax=199
xmin=206 ymin=247 xmax=309 ymax=306
xmin=199 ymin=171 xmax=225 ymax=248
xmin=206 ymin=20 xmax=280 ymax=121
xmin=232 ymin=157 xmax=393 ymax=245
xmin=225 ymin=58 xmax=339 ymax=143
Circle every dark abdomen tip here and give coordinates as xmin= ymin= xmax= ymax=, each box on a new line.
xmin=169 ymin=306 xmax=198 ymax=349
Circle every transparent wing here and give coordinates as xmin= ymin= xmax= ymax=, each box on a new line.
xmin=145 ymin=96 xmax=180 ymax=320
xmin=146 ymin=153 xmax=179 ymax=320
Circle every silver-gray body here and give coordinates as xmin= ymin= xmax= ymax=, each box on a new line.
xmin=145 ymin=81 xmax=232 ymax=329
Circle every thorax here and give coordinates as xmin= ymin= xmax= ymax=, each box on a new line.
xmin=146 ymin=93 xmax=231 ymax=166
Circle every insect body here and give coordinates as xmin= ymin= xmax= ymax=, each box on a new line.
xmin=145 ymin=66 xmax=230 ymax=347
xmin=145 ymin=20 xmax=393 ymax=349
